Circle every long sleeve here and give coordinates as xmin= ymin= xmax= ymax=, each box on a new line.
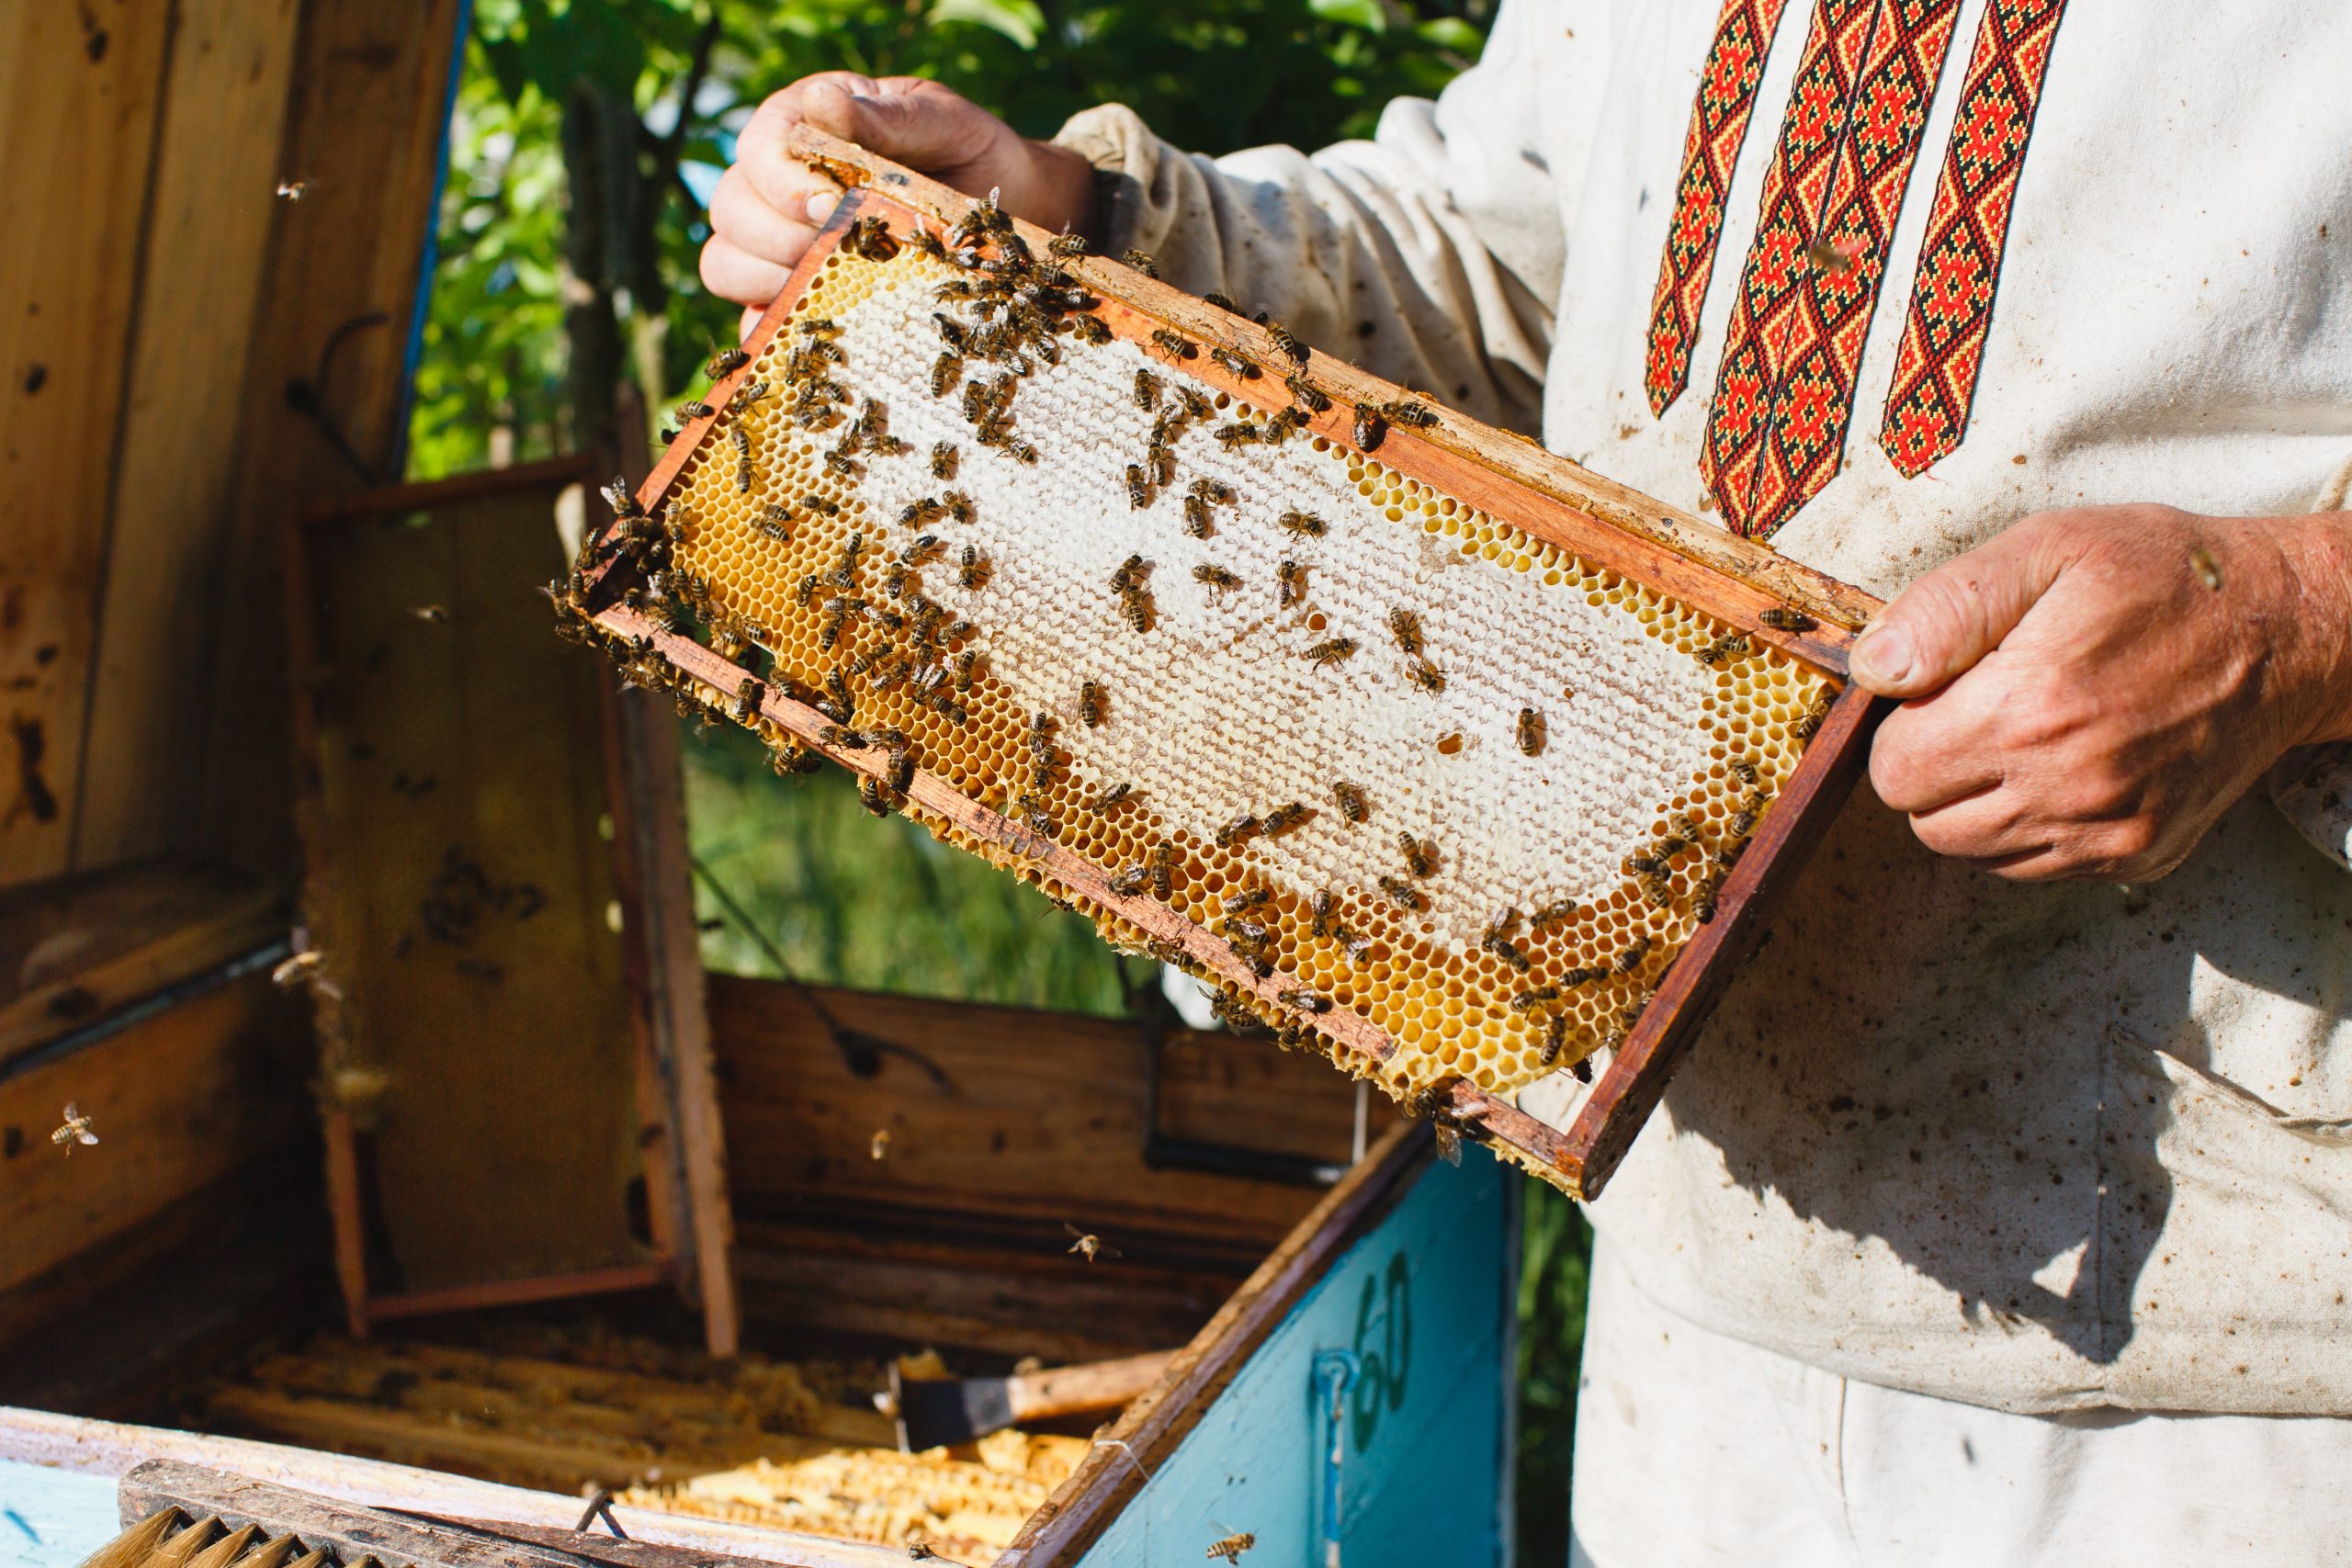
xmin=1051 ymin=0 xmax=1599 ymax=436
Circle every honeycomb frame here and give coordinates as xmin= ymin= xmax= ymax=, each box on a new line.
xmin=570 ymin=131 xmax=1884 ymax=1200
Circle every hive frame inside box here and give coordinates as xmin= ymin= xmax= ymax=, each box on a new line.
xmin=582 ymin=130 xmax=1886 ymax=1201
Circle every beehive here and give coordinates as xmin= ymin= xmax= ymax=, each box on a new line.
xmin=564 ymin=132 xmax=1882 ymax=1198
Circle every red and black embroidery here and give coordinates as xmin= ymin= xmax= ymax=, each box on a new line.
xmin=1700 ymin=0 xmax=1966 ymax=539
xmin=1644 ymin=0 xmax=1798 ymax=416
xmin=1880 ymin=0 xmax=2070 ymax=477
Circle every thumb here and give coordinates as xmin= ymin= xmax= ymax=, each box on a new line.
xmin=1849 ymin=524 xmax=2065 ymax=697
xmin=802 ymin=78 xmax=992 ymax=172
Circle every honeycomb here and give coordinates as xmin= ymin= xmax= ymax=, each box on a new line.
xmin=591 ymin=200 xmax=1834 ymax=1124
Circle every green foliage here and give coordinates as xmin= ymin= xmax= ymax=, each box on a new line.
xmin=407 ymin=0 xmax=1491 ymax=478
xmin=1517 ymin=1184 xmax=1592 ymax=1565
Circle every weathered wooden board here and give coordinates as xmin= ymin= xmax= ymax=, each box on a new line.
xmin=74 ymin=0 xmax=305 ymax=871
xmin=0 ymin=0 xmax=170 ymax=888
xmin=289 ymin=475 xmax=652 ymax=1306
xmin=0 ymin=972 xmax=304 ymax=1301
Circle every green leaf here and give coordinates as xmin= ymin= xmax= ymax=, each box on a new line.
xmin=1306 ymin=0 xmax=1387 ymax=33
xmin=928 ymin=0 xmax=1046 ymax=50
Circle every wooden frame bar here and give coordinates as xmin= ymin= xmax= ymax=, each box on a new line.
xmin=584 ymin=136 xmax=1890 ymax=1201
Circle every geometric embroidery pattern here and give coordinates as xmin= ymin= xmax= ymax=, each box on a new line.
xmin=1698 ymin=0 xmax=1966 ymax=539
xmin=1645 ymin=0 xmax=1799 ymax=416
xmin=1880 ymin=0 xmax=2069 ymax=476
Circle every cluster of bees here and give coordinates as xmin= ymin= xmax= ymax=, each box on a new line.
xmin=546 ymin=185 xmax=1846 ymax=1126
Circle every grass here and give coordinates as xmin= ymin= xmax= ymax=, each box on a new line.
xmin=678 ymin=716 xmax=1591 ymax=1566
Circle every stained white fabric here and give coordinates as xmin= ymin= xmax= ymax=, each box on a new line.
xmin=1055 ymin=0 xmax=2352 ymax=1415
xmin=1569 ymin=1237 xmax=2352 ymax=1568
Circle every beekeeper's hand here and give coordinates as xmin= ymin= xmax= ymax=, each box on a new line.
xmin=703 ymin=73 xmax=1096 ymax=336
xmin=1851 ymin=504 xmax=2352 ymax=882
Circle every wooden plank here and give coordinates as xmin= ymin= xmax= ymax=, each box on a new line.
xmin=0 ymin=1410 xmax=908 ymax=1568
xmin=1060 ymin=1153 xmax=1510 ymax=1567
xmin=0 ymin=0 xmax=171 ymax=887
xmin=187 ymin=0 xmax=465 ymax=885
xmin=73 ymin=0 xmax=305 ymax=871
xmin=0 ymin=861 xmax=284 ymax=1072
xmin=0 ymin=971 xmax=304 ymax=1298
xmin=708 ymin=976 xmax=1362 ymax=1244
xmin=999 ymin=1124 xmax=1430 ymax=1565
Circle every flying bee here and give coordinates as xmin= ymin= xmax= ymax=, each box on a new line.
xmin=1185 ymin=494 xmax=1216 ymax=538
xmin=1406 ymin=659 xmax=1446 ymax=694
xmin=1758 ymin=606 xmax=1815 ymax=632
xmin=1276 ymin=990 xmax=1330 ymax=1015
xmin=410 ymin=604 xmax=450 ymax=624
xmin=1135 ymin=368 xmax=1163 ymax=410
xmin=1332 ymin=780 xmax=1369 ymax=823
xmin=1149 ymin=327 xmax=1197 ymax=359
xmin=1387 ymin=608 xmax=1423 ymax=655
xmin=1792 ymin=688 xmax=1834 ymax=741
xmin=1530 ymin=897 xmax=1578 ymax=931
xmin=1305 ymin=636 xmax=1357 ymax=670
xmin=1283 ymin=372 xmax=1330 ymax=413
xmin=1278 ymin=509 xmax=1328 ymax=538
xmin=1614 ymin=936 xmax=1651 ymax=974
xmin=1309 ymin=890 xmax=1338 ymax=936
xmin=1084 ymin=782 xmax=1136 ymax=813
xmin=1353 ymin=407 xmax=1387 ymax=451
xmin=1510 ymin=987 xmax=1560 ymax=1013
xmin=705 ymin=346 xmax=748 ymax=378
xmin=1397 ymin=833 xmax=1437 ymax=878
xmin=1194 ymin=563 xmax=1242 ymax=592
xmin=1277 ymin=559 xmax=1308 ymax=607
xmin=1209 ymin=346 xmax=1259 ymax=379
xmin=1079 ymin=680 xmax=1107 ymax=727
xmin=51 ymin=1102 xmax=97 ymax=1155
xmin=1215 ymin=814 xmax=1261 ymax=849
xmin=1377 ymin=398 xmax=1439 ymax=429
xmin=1262 ymin=801 xmax=1313 ymax=835
xmin=1377 ymin=875 xmax=1424 ymax=912
xmin=1126 ymin=464 xmax=1153 ymax=509
xmin=1517 ymin=706 xmax=1545 ymax=755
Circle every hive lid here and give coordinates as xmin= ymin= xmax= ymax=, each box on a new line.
xmin=560 ymin=130 xmax=1885 ymax=1200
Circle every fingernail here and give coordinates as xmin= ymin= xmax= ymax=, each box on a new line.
xmin=806 ymin=190 xmax=839 ymax=224
xmin=1850 ymin=624 xmax=1914 ymax=687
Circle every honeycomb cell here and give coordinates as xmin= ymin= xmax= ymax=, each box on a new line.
xmin=618 ymin=220 xmax=1835 ymax=1114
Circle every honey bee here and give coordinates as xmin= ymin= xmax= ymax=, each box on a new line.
xmin=823 ymin=448 xmax=864 ymax=479
xmin=1340 ymin=929 xmax=1375 ymax=964
xmin=930 ymin=351 xmax=965 ymax=397
xmin=1278 ymin=510 xmax=1327 ymax=538
xmin=1049 ymin=231 xmax=1089 ymax=257
xmin=1275 ymin=990 xmax=1330 ymax=1015
xmin=1184 ymin=494 xmax=1216 ymax=538
xmin=1386 ymin=608 xmax=1423 ymax=655
xmin=857 ymin=777 xmax=897 ymax=817
xmin=1111 ymin=863 xmax=1150 ymax=896
xmin=1084 ymin=782 xmax=1136 ymax=813
xmin=844 ymin=213 xmax=899 ymax=260
xmin=1070 ymin=314 xmax=1112 ymax=345
xmin=1378 ymin=398 xmax=1438 ymax=429
xmin=1209 ymin=346 xmax=1259 ymax=378
xmin=1483 ymin=931 xmax=1532 ymax=972
xmin=1614 ymin=936 xmax=1651 ymax=974
xmin=1148 ymin=840 xmax=1175 ymax=898
xmin=1305 ymin=636 xmax=1357 ymax=669
xmin=1014 ymin=793 xmax=1057 ymax=835
xmin=1283 ymin=372 xmax=1330 ymax=413
xmin=1064 ymin=1221 xmax=1120 ymax=1262
xmin=1262 ymin=801 xmax=1313 ymax=835
xmin=1194 ymin=563 xmax=1242 ymax=592
xmin=753 ymin=504 xmax=791 ymax=541
xmin=1377 ymin=875 xmax=1424 ymax=912
xmin=1265 ymin=321 xmax=1308 ymax=365
xmin=1079 ymin=680 xmax=1107 ymax=727
xmin=957 ymin=546 xmax=989 ymax=590
xmin=1510 ymin=987 xmax=1560 ymax=1012
xmin=1406 ymin=659 xmax=1447 ymax=694
xmin=1145 ymin=446 xmax=1176 ymax=488
xmin=1517 ymin=706 xmax=1545 ymax=756
xmin=51 ymin=1101 xmax=97 ymax=1154
xmin=673 ymin=400 xmax=714 ymax=423
xmin=705 ymin=346 xmax=749 ymax=378
xmin=1126 ymin=464 xmax=1153 ymax=508
xmin=1692 ymin=868 xmax=1726 ymax=923
xmin=899 ymin=534 xmax=945 ymax=568
xmin=1215 ymin=814 xmax=1261 ymax=849
xmin=794 ymin=573 xmax=820 ymax=607
xmin=1543 ymin=1014 xmax=1570 ymax=1068
xmin=1006 ymin=440 xmax=1040 ymax=465
xmin=1396 ymin=832 xmax=1437 ymax=877
xmin=1135 ymin=368 xmax=1163 ymax=410
xmin=1277 ymin=559 xmax=1308 ymax=607
xmin=1110 ymin=553 xmax=1149 ymax=592
xmin=1149 ymin=327 xmax=1196 ymax=359
xmin=951 ymin=649 xmax=981 ymax=692
xmin=1332 ymin=780 xmax=1369 ymax=823
xmin=1120 ymin=589 xmax=1155 ymax=633
xmin=885 ymin=748 xmax=917 ymax=795
xmin=1121 ymin=248 xmax=1160 ymax=276
xmin=1309 ymin=889 xmax=1338 ymax=936
xmin=732 ymin=677 xmax=767 ymax=721
xmin=818 ymin=724 xmax=869 ymax=750
xmin=1529 ymin=897 xmax=1578 ymax=931
xmin=1190 ymin=477 xmax=1236 ymax=506
xmin=1792 ymin=688 xmax=1834 ymax=741
xmin=1758 ymin=606 xmax=1815 ymax=632
xmin=1262 ymin=408 xmax=1307 ymax=446
xmin=1352 ymin=408 xmax=1387 ymax=451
